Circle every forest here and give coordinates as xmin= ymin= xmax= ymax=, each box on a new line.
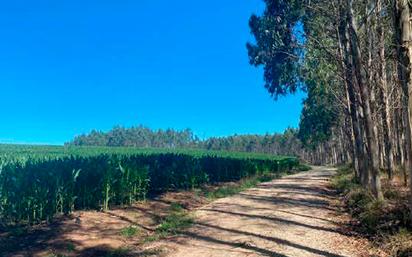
xmin=66 ymin=126 xmax=304 ymax=157
xmin=242 ymin=0 xmax=412 ymax=253
xmin=244 ymin=0 xmax=412 ymax=217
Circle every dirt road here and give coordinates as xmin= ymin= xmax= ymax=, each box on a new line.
xmin=152 ymin=167 xmax=365 ymax=257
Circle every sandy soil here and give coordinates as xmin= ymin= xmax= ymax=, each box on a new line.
xmin=0 ymin=191 xmax=208 ymax=257
xmin=147 ymin=166 xmax=369 ymax=257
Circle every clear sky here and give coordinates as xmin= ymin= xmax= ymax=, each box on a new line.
xmin=0 ymin=0 xmax=305 ymax=145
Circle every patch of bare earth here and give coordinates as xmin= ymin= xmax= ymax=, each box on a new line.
xmin=0 ymin=191 xmax=208 ymax=257
xmin=146 ymin=167 xmax=370 ymax=257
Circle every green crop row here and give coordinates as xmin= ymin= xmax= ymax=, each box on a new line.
xmin=0 ymin=145 xmax=298 ymax=225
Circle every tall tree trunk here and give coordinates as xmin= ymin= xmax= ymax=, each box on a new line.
xmin=377 ymin=0 xmax=395 ymax=180
xmin=395 ymin=0 xmax=412 ymax=219
xmin=338 ymin=13 xmax=368 ymax=183
xmin=347 ymin=0 xmax=383 ymax=199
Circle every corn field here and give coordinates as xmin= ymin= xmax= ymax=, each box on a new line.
xmin=0 ymin=145 xmax=298 ymax=225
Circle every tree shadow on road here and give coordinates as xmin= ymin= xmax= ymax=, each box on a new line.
xmin=201 ymin=208 xmax=347 ymax=236
xmin=237 ymin=192 xmax=337 ymax=212
xmin=190 ymin=222 xmax=347 ymax=257
xmin=180 ymin=231 xmax=289 ymax=257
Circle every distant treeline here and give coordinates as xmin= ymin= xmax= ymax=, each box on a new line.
xmin=201 ymin=128 xmax=302 ymax=156
xmin=67 ymin=126 xmax=198 ymax=149
xmin=66 ymin=125 xmax=303 ymax=157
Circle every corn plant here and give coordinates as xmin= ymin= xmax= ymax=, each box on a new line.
xmin=0 ymin=144 xmax=298 ymax=225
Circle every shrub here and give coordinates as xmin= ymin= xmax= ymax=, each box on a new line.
xmin=345 ymin=188 xmax=374 ymax=215
xmin=358 ymin=199 xmax=386 ymax=233
xmin=331 ymin=168 xmax=358 ymax=193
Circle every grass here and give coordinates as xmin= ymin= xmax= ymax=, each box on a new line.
xmin=8 ymin=227 xmax=28 ymax=237
xmin=331 ymin=164 xmax=358 ymax=193
xmin=120 ymin=225 xmax=140 ymax=238
xmin=103 ymin=247 xmax=163 ymax=257
xmin=145 ymin=203 xmax=194 ymax=242
xmin=385 ymin=228 xmax=412 ymax=257
xmin=156 ymin=203 xmax=193 ymax=235
xmin=295 ymin=163 xmax=312 ymax=171
xmin=205 ymin=173 xmax=285 ymax=200
xmin=66 ymin=243 xmax=76 ymax=252
xmin=332 ymin=164 xmax=412 ymax=256
xmin=103 ymin=248 xmax=132 ymax=257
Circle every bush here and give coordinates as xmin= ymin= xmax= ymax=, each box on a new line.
xmin=345 ymin=188 xmax=374 ymax=215
xmin=358 ymin=199 xmax=386 ymax=233
xmin=383 ymin=186 xmax=402 ymax=200
xmin=331 ymin=165 xmax=359 ymax=193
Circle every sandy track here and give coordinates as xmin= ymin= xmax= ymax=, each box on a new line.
xmin=151 ymin=167 xmax=364 ymax=257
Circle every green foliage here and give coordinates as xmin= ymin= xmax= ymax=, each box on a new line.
xmin=103 ymin=248 xmax=132 ymax=257
xmin=345 ymin=189 xmax=375 ymax=214
xmin=67 ymin=125 xmax=305 ymax=158
xmin=155 ymin=203 xmax=193 ymax=236
xmin=386 ymin=229 xmax=412 ymax=257
xmin=297 ymin=3 xmax=345 ymax=149
xmin=298 ymin=81 xmax=340 ymax=148
xmin=247 ymin=0 xmax=342 ymax=149
xmin=205 ymin=173 xmax=281 ymax=200
xmin=331 ymin=167 xmax=358 ymax=193
xmin=295 ymin=164 xmax=311 ymax=171
xmin=247 ymin=0 xmax=304 ymax=98
xmin=66 ymin=243 xmax=76 ymax=252
xmin=357 ymin=199 xmax=386 ymax=232
xmin=332 ymin=166 xmax=380 ymax=232
xmin=206 ymin=185 xmax=242 ymax=200
xmin=332 ymin=166 xmax=411 ymax=236
xmin=120 ymin=225 xmax=139 ymax=238
xmin=67 ymin=126 xmax=199 ymax=148
xmin=0 ymin=144 xmax=298 ymax=225
xmin=8 ymin=227 xmax=28 ymax=237
xmin=201 ymin=128 xmax=303 ymax=157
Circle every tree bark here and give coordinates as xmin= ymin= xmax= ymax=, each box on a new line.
xmin=347 ymin=0 xmax=383 ymax=199
xmin=377 ymin=0 xmax=395 ymax=180
xmin=338 ymin=10 xmax=368 ymax=183
xmin=395 ymin=0 xmax=412 ymax=220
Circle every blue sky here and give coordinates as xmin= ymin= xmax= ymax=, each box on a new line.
xmin=0 ymin=0 xmax=305 ymax=145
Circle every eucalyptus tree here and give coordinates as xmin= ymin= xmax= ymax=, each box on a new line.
xmin=247 ymin=0 xmax=388 ymax=199
xmin=393 ymin=0 xmax=412 ymax=220
xmin=247 ymin=0 xmax=304 ymax=98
